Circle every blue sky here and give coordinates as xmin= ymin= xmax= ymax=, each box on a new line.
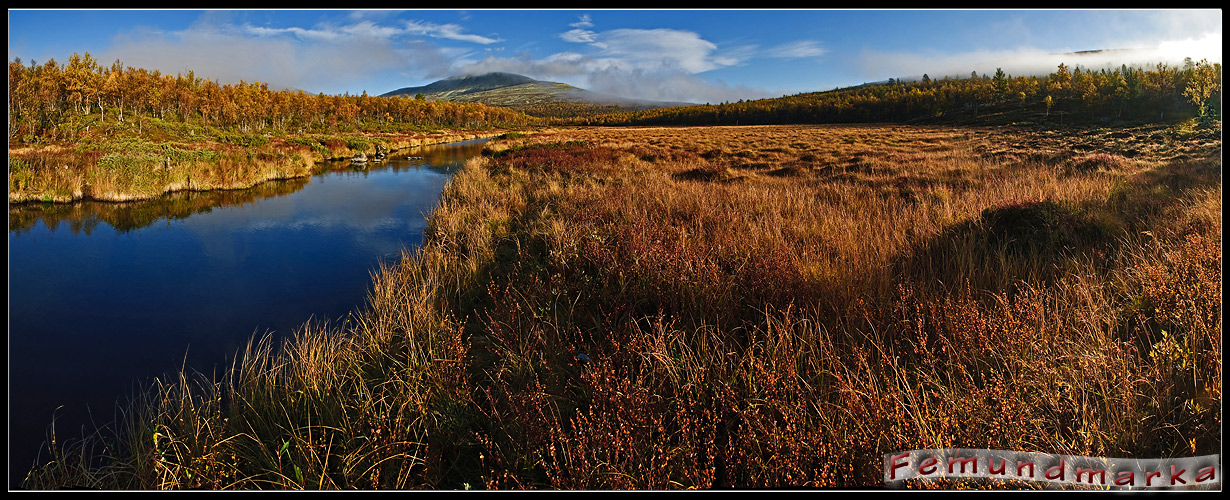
xmin=7 ymin=9 xmax=1223 ymax=103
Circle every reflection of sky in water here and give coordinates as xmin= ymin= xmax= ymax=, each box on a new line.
xmin=7 ymin=149 xmax=470 ymax=486
xmin=182 ymin=166 xmax=449 ymax=268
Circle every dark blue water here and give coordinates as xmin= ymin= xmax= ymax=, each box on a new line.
xmin=8 ymin=138 xmax=488 ymax=487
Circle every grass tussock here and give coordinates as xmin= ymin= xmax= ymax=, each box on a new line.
xmin=24 ymin=123 xmax=1221 ymax=489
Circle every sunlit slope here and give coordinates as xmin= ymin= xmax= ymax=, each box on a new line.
xmin=381 ymin=72 xmax=693 ymax=116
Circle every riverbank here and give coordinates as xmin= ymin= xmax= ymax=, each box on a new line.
xmin=8 ymin=130 xmax=508 ymax=204
xmin=22 ymin=124 xmax=1221 ymax=489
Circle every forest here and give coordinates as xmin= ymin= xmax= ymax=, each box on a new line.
xmin=8 ymin=52 xmax=534 ymax=143
xmin=9 ymin=53 xmax=1222 ymax=141
xmin=563 ymin=60 xmax=1222 ymax=127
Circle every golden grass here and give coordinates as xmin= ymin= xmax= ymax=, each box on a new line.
xmin=23 ymin=123 xmax=1222 ymax=489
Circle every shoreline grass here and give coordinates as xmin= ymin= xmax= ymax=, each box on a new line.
xmin=8 ymin=130 xmax=507 ymax=204
xmin=20 ymin=123 xmax=1221 ymax=489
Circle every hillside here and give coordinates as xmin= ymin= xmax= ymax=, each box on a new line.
xmin=569 ymin=60 xmax=1222 ymax=129
xmin=380 ymin=72 xmax=693 ymax=117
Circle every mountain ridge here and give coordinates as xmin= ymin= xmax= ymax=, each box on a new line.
xmin=380 ymin=72 xmax=693 ymax=116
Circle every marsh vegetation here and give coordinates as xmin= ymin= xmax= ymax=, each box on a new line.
xmin=22 ymin=123 xmax=1220 ymax=489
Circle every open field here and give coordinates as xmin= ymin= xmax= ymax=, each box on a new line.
xmin=23 ymin=123 xmax=1221 ymax=489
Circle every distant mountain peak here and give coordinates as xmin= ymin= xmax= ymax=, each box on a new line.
xmin=444 ymin=72 xmax=536 ymax=83
xmin=379 ymin=73 xmax=691 ymax=116
xmin=437 ymin=72 xmax=539 ymax=88
xmin=382 ymin=72 xmax=546 ymax=98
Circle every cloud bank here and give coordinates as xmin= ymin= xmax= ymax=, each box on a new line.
xmin=101 ymin=17 xmax=467 ymax=94
xmin=95 ymin=12 xmax=789 ymax=102
xmin=857 ymin=31 xmax=1223 ymax=84
xmin=91 ymin=10 xmax=1220 ymax=103
xmin=852 ymin=10 xmax=1222 ymax=85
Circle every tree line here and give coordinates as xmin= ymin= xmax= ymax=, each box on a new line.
xmin=562 ymin=59 xmax=1221 ymax=127
xmin=8 ymin=52 xmax=536 ymax=141
xmin=9 ymin=53 xmax=1220 ymax=139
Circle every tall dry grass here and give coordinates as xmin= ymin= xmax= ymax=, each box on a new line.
xmin=23 ymin=123 xmax=1221 ymax=489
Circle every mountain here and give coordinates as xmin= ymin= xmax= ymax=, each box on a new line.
xmin=381 ymin=72 xmax=540 ymax=99
xmin=380 ymin=72 xmax=693 ymax=117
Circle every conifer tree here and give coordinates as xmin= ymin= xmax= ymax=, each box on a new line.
xmin=993 ymin=68 xmax=1009 ymax=101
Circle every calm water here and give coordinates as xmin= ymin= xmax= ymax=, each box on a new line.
xmin=8 ymin=138 xmax=488 ymax=487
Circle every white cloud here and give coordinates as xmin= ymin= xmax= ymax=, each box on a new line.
xmin=767 ymin=40 xmax=826 ymax=59
xmin=341 ymin=21 xmax=405 ymax=40
xmin=97 ymin=13 xmax=771 ymax=103
xmin=545 ymin=52 xmax=586 ymax=64
xmin=242 ymin=24 xmax=342 ymax=42
xmin=403 ymin=20 xmax=500 ymax=44
xmin=455 ymin=52 xmax=588 ymax=80
xmin=570 ymin=14 xmax=593 ymax=28
xmin=580 ymin=67 xmax=775 ymax=104
xmin=1153 ymin=32 xmax=1222 ymax=65
xmin=1146 ymin=9 xmax=1222 ymax=43
xmin=100 ymin=19 xmax=462 ymax=94
xmin=856 ymin=31 xmax=1223 ymax=84
xmin=560 ymin=28 xmax=597 ymax=44
xmin=589 ymin=28 xmax=737 ymax=74
xmin=444 ymin=22 xmax=781 ymax=103
xmin=850 ymin=10 xmax=1222 ymax=83
xmin=240 ymin=19 xmax=491 ymax=45
xmin=451 ymin=55 xmax=763 ymax=104
xmin=558 ymin=26 xmax=739 ymax=73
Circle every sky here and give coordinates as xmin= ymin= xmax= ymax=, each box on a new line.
xmin=7 ymin=9 xmax=1224 ymax=104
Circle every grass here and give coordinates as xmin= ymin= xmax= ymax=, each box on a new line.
xmin=21 ymin=122 xmax=1222 ymax=489
xmin=8 ymin=126 xmax=508 ymax=204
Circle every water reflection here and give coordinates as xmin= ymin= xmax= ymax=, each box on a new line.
xmin=9 ymin=139 xmax=481 ymax=236
xmin=7 ymin=138 xmax=487 ymax=487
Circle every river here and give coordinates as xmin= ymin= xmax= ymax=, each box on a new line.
xmin=7 ymin=138 xmax=489 ymax=488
